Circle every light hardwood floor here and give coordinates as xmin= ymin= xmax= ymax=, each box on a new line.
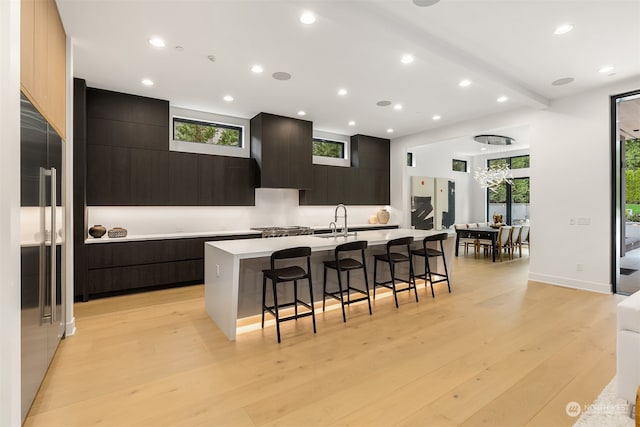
xmin=24 ymin=252 xmax=622 ymax=427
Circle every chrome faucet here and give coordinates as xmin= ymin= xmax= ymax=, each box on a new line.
xmin=334 ymin=203 xmax=348 ymax=237
xmin=329 ymin=221 xmax=337 ymax=237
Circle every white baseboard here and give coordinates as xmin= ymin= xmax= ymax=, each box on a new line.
xmin=528 ymin=272 xmax=612 ymax=294
xmin=65 ymin=317 xmax=76 ymax=337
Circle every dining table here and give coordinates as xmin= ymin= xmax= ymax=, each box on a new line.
xmin=455 ymin=227 xmax=500 ymax=262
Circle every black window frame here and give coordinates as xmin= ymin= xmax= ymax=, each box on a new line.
xmin=485 ymin=155 xmax=530 ymax=224
xmin=172 ymin=116 xmax=243 ymax=148
xmin=407 ymin=152 xmax=414 ymax=167
xmin=487 ymin=155 xmax=530 ymax=169
xmin=452 ymin=159 xmax=468 ymax=172
xmin=312 ymin=138 xmax=346 ymax=159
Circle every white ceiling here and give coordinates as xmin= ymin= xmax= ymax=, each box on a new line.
xmin=56 ymin=0 xmax=640 ymax=140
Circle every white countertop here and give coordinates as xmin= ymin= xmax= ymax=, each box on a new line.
xmin=84 ymin=223 xmax=400 ymax=244
xmin=206 ymin=228 xmax=454 ymax=259
xmin=84 ymin=229 xmax=260 ymax=244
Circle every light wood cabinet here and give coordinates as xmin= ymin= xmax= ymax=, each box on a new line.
xmin=21 ymin=0 xmax=66 ymax=140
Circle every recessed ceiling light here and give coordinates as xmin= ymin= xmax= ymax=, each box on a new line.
xmin=272 ymin=71 xmax=292 ymax=81
xmin=386 ymin=128 xmax=394 ymax=133
xmin=432 ymin=115 xmax=441 ymax=121
xmin=480 ymin=147 xmax=488 ymax=151
xmin=599 ymin=65 xmax=614 ymax=74
xmin=338 ymin=88 xmax=348 ymax=96
xmin=141 ymin=78 xmax=154 ymax=86
xmin=459 ymin=79 xmax=471 ymax=87
xmin=394 ymin=104 xmax=403 ymax=110
xmin=297 ymin=110 xmax=306 ymax=116
xmin=497 ymin=96 xmax=509 ymax=103
xmin=251 ymin=65 xmax=264 ymax=74
xmin=376 ymin=100 xmax=392 ymax=107
xmin=300 ymin=11 xmax=316 ymax=25
xmin=554 ymin=24 xmax=573 ymax=35
xmin=551 ymin=77 xmax=574 ymax=86
xmin=401 ymin=54 xmax=414 ymax=64
xmin=413 ymin=0 xmax=440 ymax=6
xmin=223 ymin=95 xmax=233 ymax=102
xmin=148 ymin=37 xmax=165 ymax=48
xmin=348 ymin=121 xmax=355 ymax=126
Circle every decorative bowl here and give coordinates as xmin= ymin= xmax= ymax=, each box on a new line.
xmin=107 ymin=227 xmax=128 ymax=238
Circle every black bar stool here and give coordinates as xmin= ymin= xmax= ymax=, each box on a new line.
xmin=373 ymin=236 xmax=418 ymax=308
xmin=261 ymin=246 xmax=316 ymax=343
xmin=411 ymin=233 xmax=451 ymax=298
xmin=322 ymin=240 xmax=372 ymax=322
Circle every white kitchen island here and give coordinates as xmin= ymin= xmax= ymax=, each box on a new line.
xmin=204 ymin=228 xmax=455 ymax=340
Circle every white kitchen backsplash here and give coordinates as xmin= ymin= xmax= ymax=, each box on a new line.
xmin=86 ymin=188 xmax=395 ymax=236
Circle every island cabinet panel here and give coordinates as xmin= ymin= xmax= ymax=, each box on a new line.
xmin=250 ymin=112 xmax=313 ymax=189
xmin=84 ymin=234 xmax=260 ymax=299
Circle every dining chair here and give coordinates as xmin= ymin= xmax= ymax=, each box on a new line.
xmin=454 ymin=223 xmax=475 ymax=255
xmin=510 ymin=225 xmax=523 ymax=257
xmin=520 ymin=225 xmax=530 ymax=255
xmin=494 ymin=226 xmax=513 ymax=261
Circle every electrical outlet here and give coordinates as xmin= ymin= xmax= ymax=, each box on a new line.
xmin=577 ymin=217 xmax=591 ymax=226
xmin=216 ymin=264 xmax=220 ymax=277
xmin=577 ymin=263 xmax=583 ymax=272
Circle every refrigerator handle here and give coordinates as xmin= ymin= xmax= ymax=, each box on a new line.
xmin=50 ymin=167 xmax=56 ymax=324
xmin=39 ymin=167 xmax=47 ymax=325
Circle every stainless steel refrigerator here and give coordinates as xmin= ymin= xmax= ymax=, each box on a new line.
xmin=20 ymin=93 xmax=64 ymax=422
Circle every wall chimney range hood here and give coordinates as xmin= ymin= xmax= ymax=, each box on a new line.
xmin=250 ymin=112 xmax=313 ymax=189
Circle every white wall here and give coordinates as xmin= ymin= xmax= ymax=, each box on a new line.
xmin=392 ymin=77 xmax=640 ymax=294
xmin=408 ymin=146 xmax=475 ymax=224
xmin=0 ymin=0 xmax=22 ymax=424
xmin=87 ymin=189 xmax=393 ymax=236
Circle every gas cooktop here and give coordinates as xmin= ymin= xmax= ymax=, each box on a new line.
xmin=251 ymin=226 xmax=314 ymax=238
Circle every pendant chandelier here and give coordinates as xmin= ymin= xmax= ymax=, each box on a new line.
xmin=473 ymin=134 xmax=515 ymax=193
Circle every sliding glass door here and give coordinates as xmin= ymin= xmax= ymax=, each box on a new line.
xmin=612 ymin=89 xmax=640 ymax=295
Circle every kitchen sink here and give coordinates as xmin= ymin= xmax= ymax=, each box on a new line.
xmin=313 ymin=232 xmax=359 ymax=239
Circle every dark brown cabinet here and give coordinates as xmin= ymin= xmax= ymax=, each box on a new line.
xmin=83 ymin=234 xmax=260 ymax=299
xmin=299 ymin=134 xmax=390 ymax=205
xmin=169 ymin=152 xmax=199 ymax=205
xmin=84 ymin=87 xmax=256 ymax=207
xmin=250 ymin=112 xmax=312 ymax=189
